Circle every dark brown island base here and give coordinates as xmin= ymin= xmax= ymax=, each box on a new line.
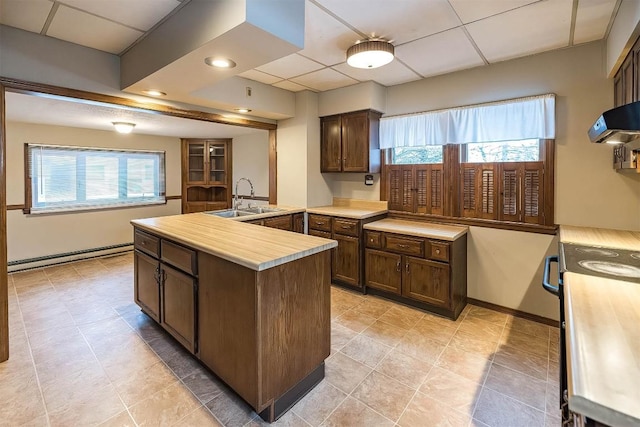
xmin=131 ymin=213 xmax=337 ymax=422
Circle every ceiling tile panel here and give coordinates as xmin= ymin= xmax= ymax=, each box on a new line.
xmin=332 ymin=60 xmax=421 ymax=87
xmin=573 ymin=0 xmax=617 ymax=44
xmin=448 ymin=0 xmax=540 ymax=24
xmin=47 ymin=5 xmax=144 ymax=54
xmin=58 ymin=0 xmax=181 ymax=31
xmin=238 ymin=70 xmax=282 ymax=85
xmin=272 ymin=80 xmax=312 ymax=92
xmin=396 ymin=27 xmax=485 ymax=78
xmin=256 ymin=53 xmax=325 ymax=79
xmin=0 ymin=0 xmax=53 ymax=33
xmin=298 ymin=1 xmax=362 ymax=66
xmin=290 ymin=68 xmax=358 ymax=92
xmin=314 ymin=0 xmax=461 ymax=45
xmin=465 ymin=0 xmax=573 ymax=63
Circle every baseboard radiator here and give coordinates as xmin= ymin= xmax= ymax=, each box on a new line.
xmin=8 ymin=243 xmax=133 ymax=273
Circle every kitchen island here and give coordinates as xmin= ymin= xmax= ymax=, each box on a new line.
xmin=131 ymin=213 xmax=337 ymax=422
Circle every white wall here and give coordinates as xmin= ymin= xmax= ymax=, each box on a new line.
xmin=325 ymin=41 xmax=640 ymax=320
xmin=231 ymin=132 xmax=270 ymax=199
xmin=5 ymin=122 xmax=182 ymax=262
xmin=606 ymin=0 xmax=640 ymax=76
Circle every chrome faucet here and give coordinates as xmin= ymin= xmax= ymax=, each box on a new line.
xmin=233 ymin=177 xmax=254 ymax=209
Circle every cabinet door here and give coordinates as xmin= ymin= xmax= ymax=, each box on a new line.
xmin=634 ymin=38 xmax=640 ymax=103
xmin=208 ymin=141 xmax=227 ymax=184
xmin=614 ymin=72 xmax=624 ymax=108
xmin=185 ymin=141 xmax=207 ymax=184
xmin=134 ymin=250 xmax=161 ymax=322
xmin=263 ymin=215 xmax=292 ymax=231
xmin=402 ymin=257 xmax=450 ymax=308
xmin=622 ymin=54 xmax=634 ymax=106
xmin=341 ymin=111 xmax=369 ymax=172
xmin=321 ymin=115 xmax=342 ymax=172
xmin=332 ymin=234 xmax=360 ymax=287
xmin=161 ymin=264 xmax=196 ymax=353
xmin=293 ymin=213 xmax=305 ymax=233
xmin=365 ymin=249 xmax=401 ymax=294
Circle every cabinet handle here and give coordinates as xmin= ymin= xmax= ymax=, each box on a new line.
xmin=153 ymin=266 xmax=160 ymax=284
xmin=160 ymin=270 xmax=167 ymax=285
xmin=405 ymin=263 xmax=410 ymax=274
xmin=396 ymin=260 xmax=401 ymax=272
xmin=340 ymin=225 xmax=352 ymax=229
xmin=316 ymin=221 xmax=325 ymax=226
xmin=397 ymin=244 xmax=409 ymax=249
xmin=435 ymin=249 xmax=441 ymax=254
xmin=370 ymin=238 xmax=375 ymax=243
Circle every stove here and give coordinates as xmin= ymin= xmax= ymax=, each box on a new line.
xmin=560 ymin=243 xmax=640 ymax=284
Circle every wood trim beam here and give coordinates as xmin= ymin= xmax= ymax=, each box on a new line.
xmin=0 ymin=77 xmax=277 ymax=131
xmin=268 ymin=129 xmax=277 ymax=204
xmin=0 ymin=83 xmax=8 ymax=362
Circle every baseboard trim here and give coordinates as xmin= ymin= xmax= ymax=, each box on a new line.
xmin=8 ymin=243 xmax=133 ymax=272
xmin=467 ymin=298 xmax=558 ymax=327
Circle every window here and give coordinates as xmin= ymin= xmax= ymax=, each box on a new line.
xmin=392 ymin=146 xmax=443 ymax=164
xmin=25 ymin=144 xmax=165 ymax=214
xmin=464 ymin=139 xmax=540 ymax=162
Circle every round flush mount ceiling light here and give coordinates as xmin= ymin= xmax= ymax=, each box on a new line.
xmin=205 ymin=57 xmax=236 ymax=68
xmin=142 ymin=89 xmax=166 ymax=97
xmin=234 ymin=108 xmax=252 ymax=113
xmin=112 ymin=122 xmax=136 ymax=134
xmin=346 ymin=39 xmax=394 ymax=69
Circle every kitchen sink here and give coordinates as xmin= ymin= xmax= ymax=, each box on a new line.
xmin=238 ymin=206 xmax=285 ymax=214
xmin=205 ymin=209 xmax=254 ymax=218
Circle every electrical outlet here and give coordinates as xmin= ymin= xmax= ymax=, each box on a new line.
xmin=246 ymin=87 xmax=252 ymax=97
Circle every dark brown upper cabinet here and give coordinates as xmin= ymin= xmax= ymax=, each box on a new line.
xmin=614 ymin=35 xmax=640 ymax=107
xmin=320 ymin=110 xmax=382 ymax=173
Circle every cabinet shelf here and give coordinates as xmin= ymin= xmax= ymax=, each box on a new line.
xmin=183 ymin=138 xmax=232 ymax=213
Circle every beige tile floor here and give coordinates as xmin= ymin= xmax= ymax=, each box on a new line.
xmin=2 ymin=253 xmax=561 ymax=426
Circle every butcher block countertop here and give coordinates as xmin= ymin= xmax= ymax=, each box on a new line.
xmin=306 ymin=198 xmax=388 ymax=219
xmin=559 ymin=225 xmax=640 ymax=250
xmin=563 ymin=272 xmax=640 ymax=427
xmin=364 ymin=219 xmax=468 ymax=241
xmin=131 ymin=213 xmax=337 ymax=271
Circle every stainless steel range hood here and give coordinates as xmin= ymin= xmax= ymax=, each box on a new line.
xmin=588 ymin=101 xmax=640 ymax=144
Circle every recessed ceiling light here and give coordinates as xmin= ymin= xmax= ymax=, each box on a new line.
xmin=234 ymin=108 xmax=251 ymax=113
xmin=205 ymin=57 xmax=236 ymax=68
xmin=142 ymin=90 xmax=166 ymax=97
xmin=112 ymin=122 xmax=135 ymax=134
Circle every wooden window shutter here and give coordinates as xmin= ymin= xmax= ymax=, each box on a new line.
xmin=523 ymin=162 xmax=544 ymax=224
xmin=387 ymin=165 xmax=403 ymax=211
xmin=461 ymin=165 xmax=477 ymax=217
xmin=415 ymin=166 xmax=428 ymax=214
xmin=430 ymin=165 xmax=443 ymax=216
xmin=401 ymin=166 xmax=413 ymax=211
xmin=500 ymin=164 xmax=520 ymax=222
xmin=478 ymin=164 xmax=496 ymax=220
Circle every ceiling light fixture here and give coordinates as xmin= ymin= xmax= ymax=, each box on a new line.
xmin=205 ymin=57 xmax=236 ymax=68
xmin=346 ymin=38 xmax=394 ymax=69
xmin=234 ymin=108 xmax=252 ymax=113
xmin=142 ymin=90 xmax=166 ymax=97
xmin=112 ymin=122 xmax=136 ymax=134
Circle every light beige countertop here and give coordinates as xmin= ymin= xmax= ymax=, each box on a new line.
xmin=131 ymin=213 xmax=337 ymax=271
xmin=363 ymin=218 xmax=468 ymax=241
xmin=306 ymin=198 xmax=388 ymax=219
xmin=563 ymin=272 xmax=640 ymax=427
xmin=559 ymin=225 xmax=640 ymax=250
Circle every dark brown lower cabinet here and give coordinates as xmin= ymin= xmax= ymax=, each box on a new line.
xmin=364 ymin=229 xmax=467 ymax=320
xmin=332 ymin=234 xmax=360 ymax=287
xmin=403 ymin=257 xmax=450 ymax=308
xmin=161 ymin=264 xmax=196 ymax=353
xmin=134 ymin=250 xmax=161 ymax=322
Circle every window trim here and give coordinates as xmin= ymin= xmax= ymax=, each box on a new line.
xmin=380 ymin=140 xmax=556 ymax=234
xmin=23 ymin=143 xmax=166 ymax=215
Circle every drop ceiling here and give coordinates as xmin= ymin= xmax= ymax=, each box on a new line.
xmin=0 ymin=0 xmax=620 ymax=112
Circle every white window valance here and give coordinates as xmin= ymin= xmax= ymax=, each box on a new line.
xmin=380 ymin=94 xmax=555 ymax=148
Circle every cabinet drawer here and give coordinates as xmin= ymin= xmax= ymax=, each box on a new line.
xmin=428 ymin=241 xmax=449 ymax=262
xmin=308 ymin=229 xmax=332 ymax=239
xmin=135 ymin=230 xmax=160 ymax=258
xmin=384 ymin=235 xmax=424 ymax=257
xmin=332 ymin=218 xmax=359 ymax=237
xmin=365 ymin=231 xmax=381 ymax=249
xmin=263 ymin=215 xmax=292 ymax=231
xmin=308 ymin=214 xmax=331 ymax=232
xmin=161 ymin=240 xmax=197 ymax=276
